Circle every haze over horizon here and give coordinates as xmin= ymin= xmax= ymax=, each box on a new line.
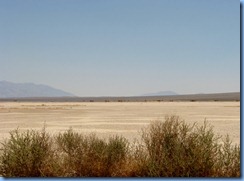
xmin=0 ymin=0 xmax=240 ymax=97
xmin=0 ymin=80 xmax=240 ymax=98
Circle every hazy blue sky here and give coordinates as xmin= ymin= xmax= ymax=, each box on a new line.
xmin=0 ymin=0 xmax=240 ymax=96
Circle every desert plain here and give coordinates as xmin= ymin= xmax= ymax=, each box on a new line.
xmin=0 ymin=101 xmax=240 ymax=145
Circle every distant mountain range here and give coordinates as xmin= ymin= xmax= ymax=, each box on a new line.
xmin=0 ymin=81 xmax=75 ymax=98
xmin=141 ymin=91 xmax=178 ymax=96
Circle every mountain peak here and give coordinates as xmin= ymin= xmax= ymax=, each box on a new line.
xmin=0 ymin=81 xmax=75 ymax=98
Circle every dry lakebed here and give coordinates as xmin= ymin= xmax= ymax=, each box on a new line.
xmin=0 ymin=101 xmax=240 ymax=145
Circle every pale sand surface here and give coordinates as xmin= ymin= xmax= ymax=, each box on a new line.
xmin=0 ymin=102 xmax=240 ymax=144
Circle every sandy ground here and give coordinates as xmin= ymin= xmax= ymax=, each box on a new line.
xmin=0 ymin=102 xmax=240 ymax=145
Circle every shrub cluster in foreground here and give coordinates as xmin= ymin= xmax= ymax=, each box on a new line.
xmin=0 ymin=116 xmax=240 ymax=177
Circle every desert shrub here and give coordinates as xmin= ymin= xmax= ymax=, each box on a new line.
xmin=0 ymin=128 xmax=57 ymax=177
xmin=104 ymin=136 xmax=130 ymax=176
xmin=0 ymin=115 xmax=240 ymax=177
xmin=213 ymin=135 xmax=240 ymax=177
xmin=136 ymin=115 xmax=240 ymax=177
xmin=55 ymin=130 xmax=129 ymax=177
xmin=55 ymin=129 xmax=85 ymax=176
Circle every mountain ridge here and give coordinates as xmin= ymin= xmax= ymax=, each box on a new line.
xmin=0 ymin=81 xmax=75 ymax=98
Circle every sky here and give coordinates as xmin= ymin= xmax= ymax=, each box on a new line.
xmin=0 ymin=0 xmax=240 ymax=97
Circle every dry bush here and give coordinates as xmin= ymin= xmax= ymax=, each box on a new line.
xmin=0 ymin=128 xmax=58 ymax=177
xmin=136 ymin=115 xmax=240 ymax=177
xmin=0 ymin=115 xmax=240 ymax=177
xmin=55 ymin=129 xmax=130 ymax=177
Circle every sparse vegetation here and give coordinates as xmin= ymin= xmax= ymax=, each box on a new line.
xmin=0 ymin=116 xmax=240 ymax=177
xmin=0 ymin=128 xmax=57 ymax=177
xmin=138 ymin=115 xmax=240 ymax=177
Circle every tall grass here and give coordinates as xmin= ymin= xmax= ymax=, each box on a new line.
xmin=0 ymin=115 xmax=240 ymax=177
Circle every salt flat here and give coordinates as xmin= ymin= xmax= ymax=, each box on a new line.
xmin=0 ymin=102 xmax=240 ymax=144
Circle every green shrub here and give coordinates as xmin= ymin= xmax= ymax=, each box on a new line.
xmin=0 ymin=128 xmax=57 ymax=177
